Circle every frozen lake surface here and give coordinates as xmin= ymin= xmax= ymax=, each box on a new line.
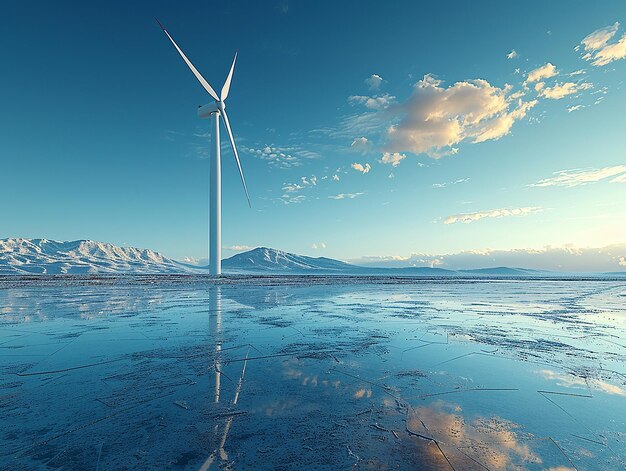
xmin=1 ymin=275 xmax=625 ymax=470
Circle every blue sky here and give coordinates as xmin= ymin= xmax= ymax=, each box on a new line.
xmin=2 ymin=1 xmax=625 ymax=270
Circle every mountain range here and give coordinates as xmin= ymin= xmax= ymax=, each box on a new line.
xmin=0 ymin=238 xmax=621 ymax=276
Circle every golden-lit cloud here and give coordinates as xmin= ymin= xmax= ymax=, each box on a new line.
xmin=538 ymin=81 xmax=593 ymax=99
xmin=580 ymin=22 xmax=626 ymax=66
xmin=383 ymin=75 xmax=535 ymax=159
xmin=526 ymin=63 xmax=558 ymax=83
xmin=351 ymin=162 xmax=371 ymax=174
xmin=407 ymin=401 xmax=542 ymax=470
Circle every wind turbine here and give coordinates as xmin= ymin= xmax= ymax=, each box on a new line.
xmin=157 ymin=20 xmax=250 ymax=276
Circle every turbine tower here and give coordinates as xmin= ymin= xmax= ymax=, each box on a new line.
xmin=158 ymin=20 xmax=250 ymax=276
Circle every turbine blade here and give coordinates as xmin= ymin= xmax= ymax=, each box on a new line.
xmin=221 ymin=109 xmax=251 ymax=207
xmin=221 ymin=51 xmax=237 ymax=101
xmin=156 ymin=19 xmax=219 ymax=101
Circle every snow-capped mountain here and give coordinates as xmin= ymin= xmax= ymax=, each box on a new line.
xmin=0 ymin=238 xmax=195 ymax=275
xmin=222 ymin=247 xmax=354 ymax=272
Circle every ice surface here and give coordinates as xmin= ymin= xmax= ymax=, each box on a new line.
xmin=0 ymin=276 xmax=625 ymax=470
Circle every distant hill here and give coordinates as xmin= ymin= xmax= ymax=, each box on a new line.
xmin=222 ymin=247 xmax=355 ymax=272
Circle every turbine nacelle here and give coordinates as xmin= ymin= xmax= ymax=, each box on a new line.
xmin=198 ymin=101 xmax=221 ymax=118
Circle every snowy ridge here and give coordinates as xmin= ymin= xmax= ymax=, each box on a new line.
xmin=0 ymin=238 xmax=196 ymax=275
xmin=222 ymin=247 xmax=353 ymax=271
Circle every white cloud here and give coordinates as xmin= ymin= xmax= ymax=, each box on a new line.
xmin=350 ymin=136 xmax=372 ymax=153
xmin=311 ymin=242 xmax=327 ymax=250
xmin=526 ymin=63 xmax=558 ymax=83
xmin=383 ymin=75 xmax=536 ymax=159
xmin=223 ymin=245 xmax=252 ymax=251
xmin=569 ymin=69 xmax=586 ymax=76
xmin=443 ymin=207 xmax=543 ymax=225
xmin=181 ymin=256 xmax=202 ymax=265
xmin=529 ymin=165 xmax=626 ymax=187
xmin=365 ymin=74 xmax=384 ymax=90
xmin=280 ymin=174 xmax=320 ymax=204
xmin=351 ymin=162 xmax=371 ymax=174
xmin=328 ymin=192 xmax=363 ymax=200
xmin=348 ymin=93 xmax=396 ymax=110
xmin=243 ymin=144 xmax=320 ymax=169
xmin=539 ymin=82 xmax=593 ymax=100
xmin=431 ymin=178 xmax=470 ymax=188
xmin=611 ymin=173 xmax=626 ymax=183
xmin=567 ymin=104 xmax=584 ymax=112
xmin=580 ymin=22 xmax=626 ymax=66
xmin=507 ymin=50 xmax=518 ymax=59
xmin=350 ymin=244 xmax=626 ymax=272
xmin=332 ymin=174 xmax=340 ymax=181
xmin=282 ymin=183 xmax=304 ymax=193
xmin=280 ymin=194 xmax=306 ymax=204
xmin=380 ymin=152 xmax=407 ymax=167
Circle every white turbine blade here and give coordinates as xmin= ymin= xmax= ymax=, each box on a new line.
xmin=220 ymin=51 xmax=237 ymax=101
xmin=157 ymin=19 xmax=219 ymax=101
xmin=221 ymin=109 xmax=251 ymax=208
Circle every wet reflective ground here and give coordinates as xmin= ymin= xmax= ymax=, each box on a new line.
xmin=1 ymin=276 xmax=625 ymax=470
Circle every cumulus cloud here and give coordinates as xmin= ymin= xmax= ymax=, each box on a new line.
xmin=348 ymin=93 xmax=395 ymax=110
xmin=380 ymin=152 xmax=407 ymax=167
xmin=332 ymin=174 xmax=340 ymax=181
xmin=383 ymin=75 xmax=536 ymax=159
xmin=529 ymin=165 xmax=626 ymax=187
xmin=538 ymin=81 xmax=593 ymax=99
xmin=365 ymin=74 xmax=384 ymax=90
xmin=567 ymin=104 xmax=584 ymax=112
xmin=328 ymin=192 xmax=363 ymax=200
xmin=507 ymin=49 xmax=518 ymax=59
xmin=580 ymin=22 xmax=626 ymax=66
xmin=443 ymin=207 xmax=543 ymax=225
xmin=351 ymin=162 xmax=371 ymax=174
xmin=526 ymin=63 xmax=558 ymax=83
